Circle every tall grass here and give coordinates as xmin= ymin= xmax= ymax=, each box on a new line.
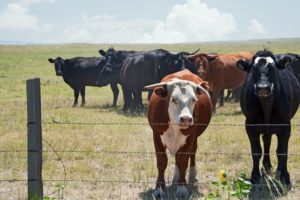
xmin=0 ymin=39 xmax=299 ymax=199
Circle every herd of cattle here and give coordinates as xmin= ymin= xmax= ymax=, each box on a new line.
xmin=48 ymin=48 xmax=300 ymax=199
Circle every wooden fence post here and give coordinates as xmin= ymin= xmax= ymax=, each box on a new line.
xmin=27 ymin=78 xmax=43 ymax=200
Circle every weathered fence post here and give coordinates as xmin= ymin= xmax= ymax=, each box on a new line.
xmin=27 ymin=78 xmax=43 ymax=200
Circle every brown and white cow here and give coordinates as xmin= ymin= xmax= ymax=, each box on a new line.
xmin=188 ymin=52 xmax=253 ymax=112
xmin=145 ymin=69 xmax=212 ymax=199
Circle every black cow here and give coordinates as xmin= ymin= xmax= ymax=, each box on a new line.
xmin=48 ymin=57 xmax=119 ymax=107
xmin=98 ymin=48 xmax=198 ymax=111
xmin=276 ymin=53 xmax=300 ymax=84
xmin=120 ymin=51 xmax=197 ymax=111
xmin=237 ymin=50 xmax=300 ymax=186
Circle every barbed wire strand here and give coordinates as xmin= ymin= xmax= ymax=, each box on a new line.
xmin=42 ymin=121 xmax=300 ymax=127
xmin=1 ymin=149 xmax=300 ymax=156
xmin=41 ymin=138 xmax=67 ymax=198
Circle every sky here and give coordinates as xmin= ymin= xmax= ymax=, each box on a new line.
xmin=0 ymin=0 xmax=299 ymax=44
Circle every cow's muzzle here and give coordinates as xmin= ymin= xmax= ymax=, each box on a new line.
xmin=254 ymin=83 xmax=274 ymax=97
xmin=197 ymin=71 xmax=206 ymax=78
xmin=179 ymin=115 xmax=194 ymax=129
xmin=56 ymin=71 xmax=62 ymax=76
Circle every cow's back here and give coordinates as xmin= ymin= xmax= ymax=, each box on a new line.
xmin=120 ymin=54 xmax=158 ymax=92
xmin=216 ymin=52 xmax=253 ymax=89
xmin=64 ymin=57 xmax=104 ymax=87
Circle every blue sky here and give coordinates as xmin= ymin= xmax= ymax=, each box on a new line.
xmin=0 ymin=0 xmax=299 ymax=44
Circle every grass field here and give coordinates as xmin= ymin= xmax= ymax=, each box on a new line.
xmin=0 ymin=39 xmax=300 ymax=199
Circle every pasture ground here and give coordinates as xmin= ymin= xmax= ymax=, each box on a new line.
xmin=0 ymin=39 xmax=300 ymax=199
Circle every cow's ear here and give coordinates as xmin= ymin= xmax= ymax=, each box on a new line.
xmin=99 ymin=49 xmax=106 ymax=56
xmin=200 ymin=81 xmax=209 ymax=91
xmin=196 ymin=81 xmax=209 ymax=95
xmin=48 ymin=58 xmax=55 ymax=63
xmin=154 ymin=86 xmax=168 ymax=98
xmin=277 ymin=56 xmax=292 ymax=70
xmin=237 ymin=59 xmax=251 ymax=72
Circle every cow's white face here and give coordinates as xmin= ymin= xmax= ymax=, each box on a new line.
xmin=167 ymin=81 xmax=198 ymax=129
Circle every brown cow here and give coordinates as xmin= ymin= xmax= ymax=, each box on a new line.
xmin=145 ymin=69 xmax=212 ymax=199
xmin=188 ymin=52 xmax=253 ymax=112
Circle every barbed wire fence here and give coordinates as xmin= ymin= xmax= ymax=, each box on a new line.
xmin=1 ymin=77 xmax=300 ymax=199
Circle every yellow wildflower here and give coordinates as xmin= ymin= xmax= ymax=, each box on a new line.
xmin=219 ymin=170 xmax=227 ymax=182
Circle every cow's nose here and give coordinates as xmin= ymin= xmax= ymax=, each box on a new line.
xmin=180 ymin=116 xmax=193 ymax=124
xmin=56 ymin=71 xmax=62 ymax=76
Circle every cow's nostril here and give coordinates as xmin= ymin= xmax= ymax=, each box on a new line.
xmin=180 ymin=116 xmax=193 ymax=123
xmin=56 ymin=71 xmax=62 ymax=76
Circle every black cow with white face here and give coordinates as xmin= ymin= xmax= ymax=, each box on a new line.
xmin=48 ymin=56 xmax=119 ymax=107
xmin=237 ymin=50 xmax=300 ymax=186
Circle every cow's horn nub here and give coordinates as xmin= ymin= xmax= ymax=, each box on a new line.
xmin=144 ymin=78 xmax=181 ymax=90
xmin=144 ymin=82 xmax=168 ymax=90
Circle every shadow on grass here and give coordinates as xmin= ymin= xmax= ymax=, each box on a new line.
xmin=139 ymin=183 xmax=204 ymax=200
xmin=249 ymin=176 xmax=291 ymax=200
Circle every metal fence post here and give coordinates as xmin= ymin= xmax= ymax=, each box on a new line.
xmin=26 ymin=78 xmax=43 ymax=200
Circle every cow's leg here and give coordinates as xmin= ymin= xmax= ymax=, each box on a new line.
xmin=80 ymin=87 xmax=86 ymax=106
xmin=110 ymin=83 xmax=119 ymax=107
xmin=209 ymin=91 xmax=218 ymax=113
xmin=174 ymin=142 xmax=193 ymax=199
xmin=188 ymin=139 xmax=197 ymax=184
xmin=262 ymin=133 xmax=272 ymax=174
xmin=73 ymin=89 xmax=79 ymax=107
xmin=246 ymin=123 xmax=262 ymax=183
xmin=133 ymin=90 xmax=143 ymax=112
xmin=153 ymin=132 xmax=167 ymax=198
xmin=234 ymin=88 xmax=241 ymax=102
xmin=121 ymin=86 xmax=132 ymax=111
xmin=225 ymin=89 xmax=232 ymax=102
xmin=275 ymin=125 xmax=291 ymax=186
xmin=219 ymin=89 xmax=224 ymax=106
xmin=147 ymin=90 xmax=153 ymax=101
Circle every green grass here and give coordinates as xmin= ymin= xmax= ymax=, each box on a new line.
xmin=0 ymin=39 xmax=300 ymax=199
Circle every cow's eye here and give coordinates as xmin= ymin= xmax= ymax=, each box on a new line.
xmin=192 ymin=98 xmax=198 ymax=103
xmin=171 ymin=98 xmax=178 ymax=104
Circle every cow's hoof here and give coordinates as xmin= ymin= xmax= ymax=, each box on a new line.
xmin=153 ymin=188 xmax=166 ymax=199
xmin=176 ymin=185 xmax=189 ymax=200
xmin=72 ymin=103 xmax=78 ymax=107
xmin=80 ymin=103 xmax=85 ymax=107
xmin=275 ymin=170 xmax=291 ymax=187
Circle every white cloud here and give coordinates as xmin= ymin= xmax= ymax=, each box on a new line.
xmin=0 ymin=0 xmax=53 ymax=31
xmin=19 ymin=0 xmax=56 ymax=8
xmin=136 ymin=0 xmax=237 ymax=43
xmin=63 ymin=14 xmax=158 ymax=43
xmin=63 ymin=0 xmax=237 ymax=44
xmin=247 ymin=19 xmax=266 ymax=35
